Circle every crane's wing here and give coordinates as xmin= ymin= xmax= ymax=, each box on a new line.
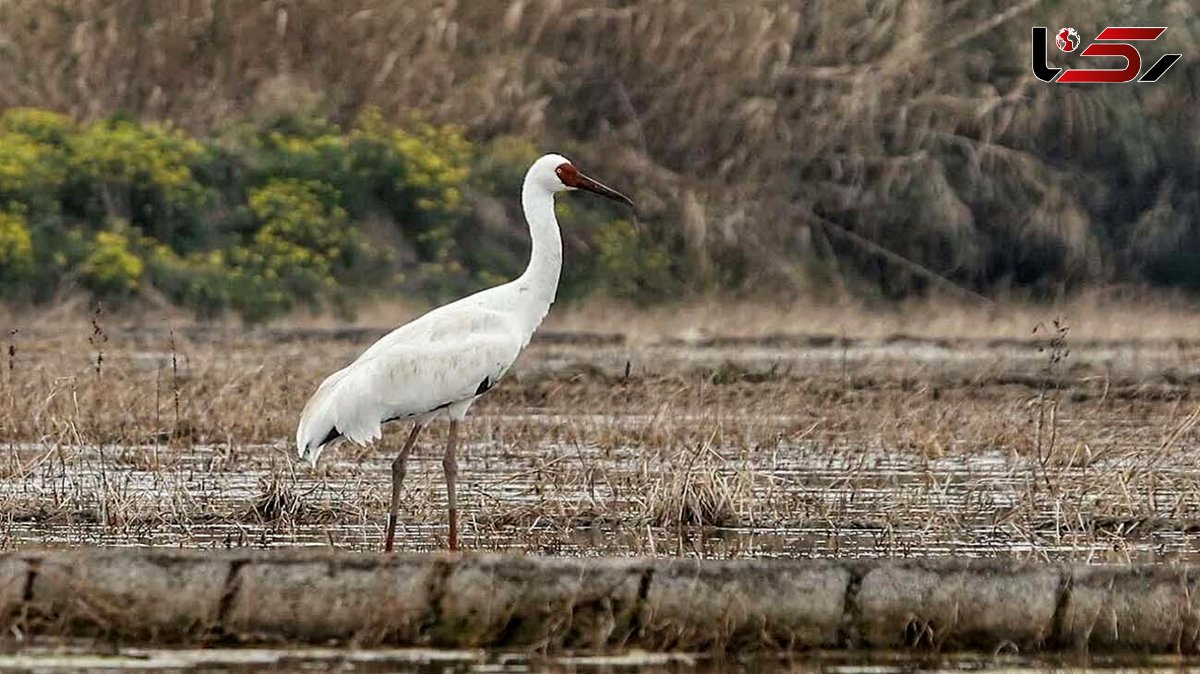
xmin=296 ymin=325 xmax=521 ymax=466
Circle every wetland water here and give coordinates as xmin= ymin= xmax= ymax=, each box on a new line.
xmin=5 ymin=439 xmax=1200 ymax=561
xmin=3 ymin=333 xmax=1200 ymax=560
xmin=2 ymin=647 xmax=1198 ymax=673
xmin=4 ymin=330 xmax=1200 ymax=669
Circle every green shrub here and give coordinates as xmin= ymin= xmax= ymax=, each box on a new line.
xmin=348 ymin=109 xmax=472 ymax=256
xmin=68 ymin=120 xmax=203 ymax=195
xmin=454 ymin=136 xmax=541 ymax=285
xmin=248 ymin=179 xmax=345 ymax=251
xmin=144 ymin=243 xmax=233 ymax=318
xmin=65 ymin=119 xmax=210 ymax=250
xmin=0 ymin=107 xmax=689 ymax=318
xmin=247 ymin=124 xmax=350 ymax=187
xmin=593 ymin=219 xmax=676 ymax=300
xmin=471 ymin=136 xmax=540 ymax=195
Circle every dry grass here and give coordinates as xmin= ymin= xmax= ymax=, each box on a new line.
xmin=544 ymin=291 xmax=1200 ymax=343
xmin=2 ymin=299 xmax=1200 ymax=559
xmin=14 ymin=288 xmax=1200 ymax=343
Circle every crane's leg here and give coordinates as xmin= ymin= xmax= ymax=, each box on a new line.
xmin=442 ymin=420 xmax=460 ymax=551
xmin=385 ymin=424 xmax=423 ymax=553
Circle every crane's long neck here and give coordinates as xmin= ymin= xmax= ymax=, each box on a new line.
xmin=515 ymin=178 xmax=562 ymax=328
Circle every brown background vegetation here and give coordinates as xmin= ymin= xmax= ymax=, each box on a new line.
xmin=2 ymin=0 xmax=1197 ymax=304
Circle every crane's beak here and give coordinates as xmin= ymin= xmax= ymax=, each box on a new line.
xmin=575 ymin=172 xmax=634 ymax=208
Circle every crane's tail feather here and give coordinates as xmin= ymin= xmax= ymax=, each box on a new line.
xmin=295 ymin=365 xmax=386 ymax=467
xmin=297 ymin=367 xmax=351 ymax=467
xmin=296 ymin=425 xmax=343 ymax=468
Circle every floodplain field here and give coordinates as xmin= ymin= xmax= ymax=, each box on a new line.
xmin=2 ymin=299 xmax=1199 ymax=561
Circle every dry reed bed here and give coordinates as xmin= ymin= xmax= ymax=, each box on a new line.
xmin=1 ymin=319 xmax=1200 ymax=559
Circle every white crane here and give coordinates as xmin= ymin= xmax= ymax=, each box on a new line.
xmin=296 ymin=154 xmax=633 ymax=551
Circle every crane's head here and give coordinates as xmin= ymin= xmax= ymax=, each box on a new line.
xmin=528 ymin=153 xmax=633 ymax=207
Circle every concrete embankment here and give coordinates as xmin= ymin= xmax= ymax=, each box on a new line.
xmin=2 ymin=549 xmax=1196 ymax=653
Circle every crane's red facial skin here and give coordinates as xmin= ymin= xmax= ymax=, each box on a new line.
xmin=555 ymin=163 xmax=582 ymax=187
xmin=555 ymin=162 xmax=634 ymax=207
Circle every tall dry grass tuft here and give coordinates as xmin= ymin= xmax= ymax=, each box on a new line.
xmin=643 ymin=440 xmax=754 ymax=529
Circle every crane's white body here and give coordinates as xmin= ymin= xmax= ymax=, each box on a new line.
xmin=296 ymin=154 xmax=568 ymax=466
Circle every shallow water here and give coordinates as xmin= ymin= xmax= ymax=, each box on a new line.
xmin=1 ymin=647 xmax=1196 ymax=673
xmin=4 ymin=335 xmax=1199 ymax=560
xmin=5 ymin=335 xmax=1200 ymax=668
xmin=4 ymin=427 xmax=1199 ymax=561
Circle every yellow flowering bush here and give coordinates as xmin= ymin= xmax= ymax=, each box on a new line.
xmin=231 ymin=179 xmax=359 ymax=317
xmin=0 ymin=131 xmax=66 ymax=198
xmin=82 ymin=226 xmax=144 ymax=296
xmin=67 ymin=120 xmax=206 ymax=206
xmin=0 ymin=108 xmax=72 ymax=201
xmin=0 ymin=210 xmax=34 ymax=286
xmin=0 ymin=106 xmax=678 ymax=316
xmin=248 ymin=179 xmax=346 ymax=254
xmin=390 ymin=122 xmax=471 ymax=212
xmin=0 ymin=108 xmax=73 ymax=143
xmin=352 ymin=108 xmax=471 ymax=216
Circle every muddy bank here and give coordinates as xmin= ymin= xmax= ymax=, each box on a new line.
xmin=2 ymin=550 xmax=1196 ymax=654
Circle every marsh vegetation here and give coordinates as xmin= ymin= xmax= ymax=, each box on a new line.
xmin=3 ymin=299 xmax=1199 ymax=561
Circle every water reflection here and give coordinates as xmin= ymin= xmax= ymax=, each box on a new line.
xmin=4 ymin=437 xmax=1200 ymax=563
xmin=0 ymin=647 xmax=1194 ymax=673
